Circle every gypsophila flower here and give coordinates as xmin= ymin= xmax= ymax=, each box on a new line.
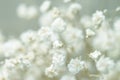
xmin=92 ymin=10 xmax=105 ymax=28
xmin=1 ymin=0 xmax=120 ymax=80
xmin=51 ymin=17 xmax=66 ymax=32
xmin=52 ymin=53 xmax=66 ymax=66
xmin=68 ymin=3 xmax=82 ymax=15
xmin=17 ymin=4 xmax=27 ymax=18
xmin=63 ymin=0 xmax=73 ymax=3
xmin=67 ymin=58 xmax=85 ymax=74
xmin=86 ymin=28 xmax=95 ymax=38
xmin=51 ymin=7 xmax=61 ymax=18
xmin=2 ymin=39 xmax=25 ymax=57
xmin=45 ymin=64 xmax=58 ymax=78
xmin=60 ymin=74 xmax=76 ymax=80
xmin=40 ymin=0 xmax=51 ymax=13
xmin=17 ymin=4 xmax=37 ymax=19
xmin=20 ymin=30 xmax=37 ymax=44
xmin=113 ymin=18 xmax=120 ymax=31
xmin=80 ymin=16 xmax=92 ymax=28
xmin=89 ymin=50 xmax=101 ymax=60
xmin=116 ymin=6 xmax=120 ymax=12
xmin=27 ymin=6 xmax=38 ymax=19
xmin=63 ymin=27 xmax=84 ymax=43
xmin=96 ymin=56 xmax=114 ymax=73
xmin=52 ymin=40 xmax=63 ymax=48
xmin=38 ymin=26 xmax=55 ymax=41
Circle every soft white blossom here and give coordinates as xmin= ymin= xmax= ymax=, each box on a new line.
xmin=86 ymin=28 xmax=95 ymax=38
xmin=92 ymin=10 xmax=105 ymax=28
xmin=45 ymin=64 xmax=58 ymax=78
xmin=96 ymin=56 xmax=114 ymax=73
xmin=114 ymin=18 xmax=120 ymax=31
xmin=52 ymin=40 xmax=63 ymax=48
xmin=27 ymin=6 xmax=38 ymax=19
xmin=51 ymin=17 xmax=66 ymax=32
xmin=40 ymin=0 xmax=51 ymax=13
xmin=52 ymin=53 xmax=66 ymax=66
xmin=60 ymin=74 xmax=76 ymax=80
xmin=17 ymin=4 xmax=27 ymax=18
xmin=89 ymin=50 xmax=101 ymax=60
xmin=20 ymin=30 xmax=37 ymax=44
xmin=67 ymin=58 xmax=85 ymax=74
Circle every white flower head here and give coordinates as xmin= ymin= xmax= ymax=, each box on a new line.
xmin=39 ymin=12 xmax=54 ymax=26
xmin=60 ymin=74 xmax=76 ymax=80
xmin=51 ymin=17 xmax=66 ymax=32
xmin=38 ymin=27 xmax=53 ymax=41
xmin=63 ymin=27 xmax=84 ymax=43
xmin=80 ymin=16 xmax=92 ymax=28
xmin=17 ymin=3 xmax=27 ymax=18
xmin=20 ymin=30 xmax=37 ymax=44
xmin=67 ymin=58 xmax=85 ymax=74
xmin=89 ymin=50 xmax=101 ymax=60
xmin=45 ymin=65 xmax=58 ymax=78
xmin=52 ymin=40 xmax=63 ymax=48
xmin=116 ymin=6 xmax=120 ymax=12
xmin=96 ymin=56 xmax=114 ymax=73
xmin=92 ymin=10 xmax=105 ymax=28
xmin=2 ymin=39 xmax=25 ymax=57
xmin=68 ymin=3 xmax=82 ymax=15
xmin=40 ymin=0 xmax=51 ymax=13
xmin=52 ymin=53 xmax=66 ymax=66
xmin=114 ymin=18 xmax=120 ymax=31
xmin=51 ymin=7 xmax=61 ymax=18
xmin=86 ymin=28 xmax=95 ymax=38
xmin=27 ymin=6 xmax=38 ymax=19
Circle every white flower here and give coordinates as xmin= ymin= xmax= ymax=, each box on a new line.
xmin=80 ymin=16 xmax=92 ymax=28
xmin=2 ymin=39 xmax=25 ymax=57
xmin=20 ymin=30 xmax=37 ymax=44
xmin=92 ymin=10 xmax=105 ymax=28
xmin=93 ymin=29 xmax=115 ymax=51
xmin=4 ymin=59 xmax=16 ymax=69
xmin=39 ymin=12 xmax=54 ymax=26
xmin=60 ymin=74 xmax=76 ymax=80
xmin=45 ymin=64 xmax=58 ymax=78
xmin=17 ymin=4 xmax=27 ymax=18
xmin=40 ymin=0 xmax=51 ymax=13
xmin=27 ymin=6 xmax=38 ymax=19
xmin=113 ymin=18 xmax=120 ymax=31
xmin=67 ymin=58 xmax=85 ymax=74
xmin=96 ymin=56 xmax=114 ymax=73
xmin=62 ymin=27 xmax=83 ymax=43
xmin=116 ymin=6 xmax=120 ymax=12
xmin=52 ymin=53 xmax=66 ymax=66
xmin=68 ymin=3 xmax=82 ymax=15
xmin=63 ymin=0 xmax=72 ymax=3
xmin=38 ymin=27 xmax=55 ymax=41
xmin=67 ymin=3 xmax=81 ymax=19
xmin=89 ymin=50 xmax=101 ymax=60
xmin=17 ymin=4 xmax=37 ymax=19
xmin=51 ymin=7 xmax=60 ymax=18
xmin=51 ymin=17 xmax=66 ymax=32
xmin=86 ymin=28 xmax=95 ymax=38
xmin=52 ymin=40 xmax=63 ymax=48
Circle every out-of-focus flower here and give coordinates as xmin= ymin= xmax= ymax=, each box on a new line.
xmin=86 ymin=28 xmax=95 ymax=38
xmin=67 ymin=58 xmax=85 ymax=74
xmin=40 ymin=0 xmax=51 ymax=13
xmin=89 ymin=50 xmax=101 ymax=60
xmin=92 ymin=10 xmax=105 ymax=28
xmin=96 ymin=56 xmax=114 ymax=73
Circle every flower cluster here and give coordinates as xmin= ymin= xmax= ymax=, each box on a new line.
xmin=0 ymin=0 xmax=120 ymax=80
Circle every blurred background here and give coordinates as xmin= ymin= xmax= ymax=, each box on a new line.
xmin=0 ymin=0 xmax=119 ymax=36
